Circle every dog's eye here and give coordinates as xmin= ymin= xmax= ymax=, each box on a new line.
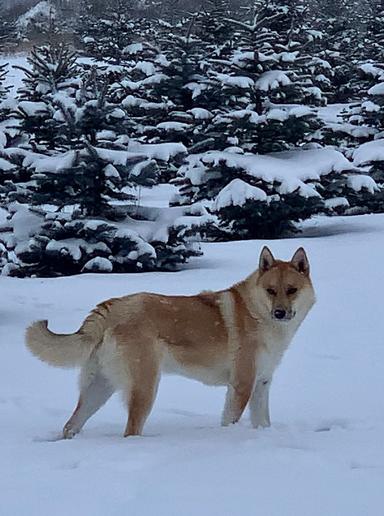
xmin=287 ymin=287 xmax=297 ymax=296
xmin=266 ymin=288 xmax=277 ymax=296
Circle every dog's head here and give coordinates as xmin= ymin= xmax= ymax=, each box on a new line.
xmin=255 ymin=246 xmax=315 ymax=323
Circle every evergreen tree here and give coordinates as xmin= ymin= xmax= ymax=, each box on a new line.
xmin=0 ymin=62 xmax=9 ymax=109
xmin=13 ymin=44 xmax=79 ymax=152
xmin=0 ymin=43 xmax=211 ymax=276
xmin=196 ymin=0 xmax=233 ymax=48
xmin=365 ymin=0 xmax=384 ymax=61
xmin=109 ymin=13 xmax=221 ymax=164
xmin=172 ymin=147 xmax=379 ymax=239
xmin=308 ymin=0 xmax=371 ymax=101
xmin=349 ymin=65 xmax=384 ymax=208
xmin=76 ymin=1 xmax=151 ymax=65
xmin=194 ymin=0 xmax=324 ymax=155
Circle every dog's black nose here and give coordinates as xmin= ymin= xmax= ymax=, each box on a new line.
xmin=274 ymin=309 xmax=286 ymax=320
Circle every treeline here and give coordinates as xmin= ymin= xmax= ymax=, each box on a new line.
xmin=0 ymin=0 xmax=383 ymax=276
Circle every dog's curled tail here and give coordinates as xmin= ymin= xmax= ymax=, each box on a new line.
xmin=25 ymin=309 xmax=107 ymax=368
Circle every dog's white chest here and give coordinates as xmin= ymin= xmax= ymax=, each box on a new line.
xmin=257 ymin=325 xmax=295 ymax=381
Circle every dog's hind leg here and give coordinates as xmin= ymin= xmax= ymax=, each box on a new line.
xmin=249 ymin=378 xmax=271 ymax=428
xmin=122 ymin=341 xmax=161 ymax=437
xmin=63 ymin=352 xmax=115 ymax=439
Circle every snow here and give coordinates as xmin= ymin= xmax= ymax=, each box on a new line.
xmin=279 ymin=51 xmax=298 ymax=63
xmin=324 ymin=197 xmax=349 ymax=210
xmin=231 ymin=50 xmax=255 ymax=66
xmin=362 ymin=100 xmax=380 ymax=113
xmin=126 ymin=141 xmax=187 ymax=161
xmin=125 ymin=184 xmax=177 ymax=209
xmin=306 ymin=86 xmax=323 ymax=100
xmin=218 ymin=109 xmax=264 ymax=125
xmin=289 ymin=106 xmax=313 ymax=117
xmin=0 ymin=129 xmax=7 ymax=148
xmin=352 ymin=139 xmax=384 ymax=166
xmin=26 ymin=150 xmax=76 ymax=173
xmin=0 ymin=156 xmax=16 ymax=171
xmin=2 ymin=203 xmax=42 ymax=243
xmin=114 ymin=228 xmax=156 ymax=258
xmin=109 ymin=108 xmax=125 ymax=119
xmin=18 ymin=100 xmax=50 ymax=116
xmin=46 ymin=239 xmax=82 ymax=261
xmin=188 ymin=108 xmax=213 ymax=120
xmin=347 ymin=175 xmax=378 ymax=194
xmin=215 ymin=178 xmax=267 ymax=209
xmin=368 ymin=82 xmax=384 ymax=96
xmin=359 ymin=63 xmax=384 ymax=79
xmin=156 ymin=121 xmax=189 ymax=132
xmin=215 ymin=73 xmax=255 ymax=89
xmin=82 ymin=257 xmax=113 ymax=273
xmin=133 ymin=61 xmax=156 ymax=76
xmin=266 ymin=108 xmax=288 ymax=121
xmin=104 ymin=164 xmax=120 ymax=178
xmin=94 ymin=147 xmax=171 ymax=167
xmin=122 ymin=43 xmax=144 ymax=55
xmin=256 ymin=70 xmax=291 ymax=91
xmin=119 ymin=73 xmax=168 ymax=92
xmin=1 ymin=213 xmax=384 ymax=515
xmin=317 ymin=103 xmax=351 ymax=124
xmin=183 ymin=148 xmax=355 ymax=191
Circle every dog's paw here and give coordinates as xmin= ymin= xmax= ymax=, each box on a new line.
xmin=62 ymin=425 xmax=77 ymax=439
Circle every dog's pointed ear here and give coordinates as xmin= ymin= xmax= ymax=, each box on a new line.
xmin=259 ymin=246 xmax=275 ymax=273
xmin=291 ymin=247 xmax=310 ymax=276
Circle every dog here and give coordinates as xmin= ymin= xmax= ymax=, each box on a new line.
xmin=25 ymin=246 xmax=315 ymax=439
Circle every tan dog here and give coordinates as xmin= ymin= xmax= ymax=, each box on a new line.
xmin=26 ymin=247 xmax=315 ymax=439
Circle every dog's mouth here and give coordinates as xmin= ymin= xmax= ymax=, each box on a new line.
xmin=272 ymin=309 xmax=295 ymax=322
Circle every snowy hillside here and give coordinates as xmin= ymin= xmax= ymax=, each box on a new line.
xmin=1 ymin=213 xmax=384 ymax=516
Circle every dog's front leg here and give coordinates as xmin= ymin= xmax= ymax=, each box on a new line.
xmin=249 ymin=378 xmax=271 ymax=428
xmin=221 ymin=351 xmax=255 ymax=426
xmin=221 ymin=383 xmax=254 ymax=426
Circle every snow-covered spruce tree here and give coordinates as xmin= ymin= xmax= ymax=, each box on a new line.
xmin=192 ymin=0 xmax=325 ymax=155
xmin=169 ymin=0 xmax=334 ymax=239
xmin=308 ymin=0 xmax=370 ymax=102
xmin=0 ymin=137 xmax=211 ymax=276
xmin=0 ymin=145 xmax=212 ymax=276
xmin=359 ymin=0 xmax=384 ymax=62
xmin=138 ymin=15 xmax=213 ymax=149
xmin=0 ymin=61 xmax=10 ymax=120
xmin=76 ymin=0 xmax=151 ymax=66
xmin=106 ymin=33 xmax=174 ymax=140
xmin=319 ymin=63 xmax=384 ymax=148
xmin=352 ymin=140 xmax=384 ymax=212
xmin=13 ymin=43 xmax=79 ymax=152
xmin=107 ymin=12 xmax=223 ymax=176
xmin=171 ymin=147 xmax=379 ymax=239
xmin=347 ymin=67 xmax=384 ymax=211
xmin=0 ymin=61 xmax=29 ymax=202
xmin=0 ymin=45 xmax=211 ymax=276
xmin=361 ymin=69 xmax=384 ymax=141
xmin=196 ymin=0 xmax=234 ymax=48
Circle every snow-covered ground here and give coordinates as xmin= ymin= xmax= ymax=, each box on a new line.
xmin=1 ymin=213 xmax=384 ymax=515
